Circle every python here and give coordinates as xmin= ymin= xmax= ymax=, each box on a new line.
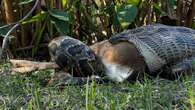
xmin=49 ymin=24 xmax=195 ymax=83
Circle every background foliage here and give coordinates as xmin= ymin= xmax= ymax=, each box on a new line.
xmin=0 ymin=0 xmax=195 ymax=60
xmin=0 ymin=0 xmax=195 ymax=109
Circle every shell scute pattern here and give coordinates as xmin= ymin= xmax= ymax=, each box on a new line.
xmin=49 ymin=36 xmax=100 ymax=76
xmin=67 ymin=44 xmax=96 ymax=61
xmin=57 ymin=37 xmax=96 ymax=61
xmin=68 ymin=45 xmax=86 ymax=58
xmin=54 ymin=51 xmax=70 ymax=68
xmin=60 ymin=38 xmax=78 ymax=48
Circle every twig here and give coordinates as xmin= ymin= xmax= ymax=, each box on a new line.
xmin=0 ymin=0 xmax=40 ymax=59
xmin=0 ymin=22 xmax=17 ymax=29
xmin=10 ymin=59 xmax=59 ymax=73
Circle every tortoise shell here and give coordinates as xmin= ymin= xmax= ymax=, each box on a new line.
xmin=48 ymin=36 xmax=104 ymax=77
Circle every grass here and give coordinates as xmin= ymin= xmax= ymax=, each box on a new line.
xmin=0 ymin=63 xmax=195 ymax=110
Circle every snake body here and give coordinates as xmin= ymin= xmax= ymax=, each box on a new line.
xmin=109 ymin=24 xmax=195 ymax=76
xmin=49 ymin=24 xmax=195 ymax=81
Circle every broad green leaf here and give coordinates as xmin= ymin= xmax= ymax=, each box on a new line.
xmin=152 ymin=3 xmax=166 ymax=15
xmin=192 ymin=22 xmax=195 ymax=29
xmin=48 ymin=9 xmax=70 ymax=35
xmin=126 ymin=0 xmax=140 ymax=5
xmin=166 ymin=0 xmax=177 ymax=6
xmin=114 ymin=0 xmax=121 ymax=6
xmin=94 ymin=0 xmax=101 ymax=7
xmin=48 ymin=9 xmax=69 ymax=21
xmin=0 ymin=25 xmax=15 ymax=43
xmin=32 ymin=21 xmax=46 ymax=57
xmin=22 ymin=11 xmax=47 ymax=24
xmin=50 ymin=16 xmax=70 ymax=35
xmin=116 ymin=4 xmax=138 ymax=28
xmin=113 ymin=12 xmax=121 ymax=31
xmin=0 ymin=25 xmax=10 ymax=37
xmin=19 ymin=0 xmax=34 ymax=5
xmin=61 ymin=0 xmax=67 ymax=8
xmin=104 ymin=5 xmax=120 ymax=31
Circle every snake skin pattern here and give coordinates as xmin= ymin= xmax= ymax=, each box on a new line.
xmin=109 ymin=24 xmax=195 ymax=73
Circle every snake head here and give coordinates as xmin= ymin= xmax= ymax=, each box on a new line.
xmin=109 ymin=32 xmax=130 ymax=44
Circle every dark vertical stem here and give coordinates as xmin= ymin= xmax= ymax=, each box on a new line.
xmin=176 ymin=0 xmax=183 ymax=25
xmin=3 ymin=0 xmax=14 ymax=23
xmin=185 ymin=0 xmax=195 ymax=27
xmin=141 ymin=0 xmax=152 ymax=25
xmin=75 ymin=0 xmax=81 ymax=39
xmin=3 ymin=0 xmax=17 ymax=53
xmin=0 ymin=2 xmax=6 ymax=23
xmin=153 ymin=0 xmax=160 ymax=22
xmin=146 ymin=0 xmax=152 ymax=24
xmin=21 ymin=3 xmax=34 ymax=47
xmin=135 ymin=0 xmax=143 ymax=26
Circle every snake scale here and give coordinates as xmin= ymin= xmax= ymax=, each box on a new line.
xmin=48 ymin=24 xmax=195 ymax=82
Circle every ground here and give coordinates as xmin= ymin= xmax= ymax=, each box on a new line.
xmin=0 ymin=63 xmax=194 ymax=110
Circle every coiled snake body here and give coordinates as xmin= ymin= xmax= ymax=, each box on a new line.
xmin=109 ymin=24 xmax=195 ymax=78
xmin=49 ymin=24 xmax=195 ymax=81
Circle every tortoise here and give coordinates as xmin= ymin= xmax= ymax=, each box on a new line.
xmin=48 ymin=36 xmax=105 ymax=77
xmin=49 ymin=24 xmax=195 ymax=82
